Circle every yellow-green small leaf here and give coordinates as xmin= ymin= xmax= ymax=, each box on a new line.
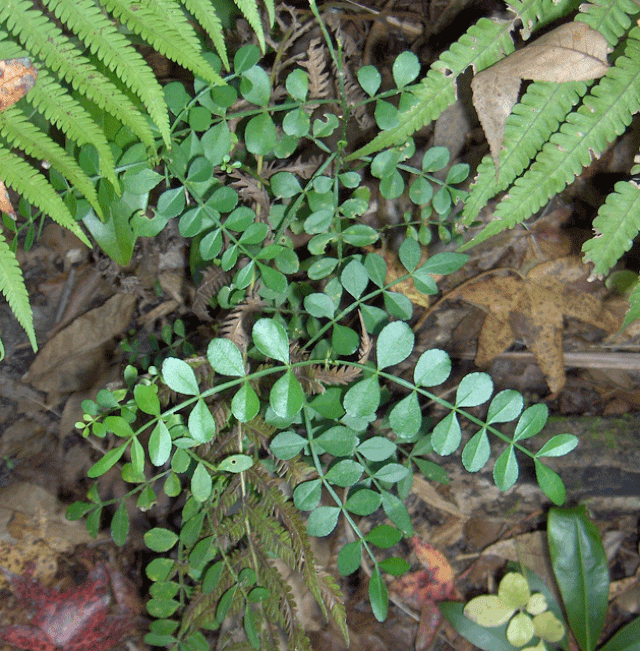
xmin=498 ymin=572 xmax=531 ymax=610
xmin=526 ymin=593 xmax=547 ymax=616
xmin=464 ymin=595 xmax=514 ymax=627
xmin=533 ymin=610 xmax=565 ymax=643
xmin=506 ymin=612 xmax=534 ymax=647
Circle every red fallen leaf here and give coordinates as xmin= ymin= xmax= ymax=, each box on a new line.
xmin=389 ymin=537 xmax=459 ymax=651
xmin=0 ymin=562 xmax=138 ymax=651
xmin=0 ymin=58 xmax=38 ymax=218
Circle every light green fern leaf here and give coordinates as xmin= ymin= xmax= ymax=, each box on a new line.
xmin=0 ymin=37 xmax=118 ymax=188
xmin=102 ymin=0 xmax=225 ymax=86
xmin=0 ymin=145 xmax=90 ymax=247
xmin=0 ymin=229 xmax=36 ymax=352
xmin=464 ymin=27 xmax=640 ymax=248
xmin=507 ymin=0 xmax=581 ymax=35
xmin=234 ymin=0 xmax=268 ymax=52
xmin=348 ymin=17 xmax=516 ymax=161
xmin=576 ymin=0 xmax=640 ymax=45
xmin=43 ymin=0 xmax=171 ymax=146
xmin=621 ymin=281 xmax=640 ymax=330
xmin=180 ymin=0 xmax=229 ymax=70
xmin=0 ymin=108 xmax=102 ymax=216
xmin=463 ymin=81 xmax=586 ymax=221
xmin=2 ymin=0 xmax=155 ymax=148
xmin=583 ymin=181 xmax=640 ymax=274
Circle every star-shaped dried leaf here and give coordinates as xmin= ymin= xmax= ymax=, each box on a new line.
xmin=456 ymin=256 xmax=622 ymax=393
xmin=0 ymin=58 xmax=38 ymax=217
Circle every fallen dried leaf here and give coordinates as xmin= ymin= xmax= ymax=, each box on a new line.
xmin=472 ymin=22 xmax=610 ymax=171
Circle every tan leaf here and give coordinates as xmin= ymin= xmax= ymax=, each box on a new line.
xmin=472 ymin=22 xmax=610 ymax=171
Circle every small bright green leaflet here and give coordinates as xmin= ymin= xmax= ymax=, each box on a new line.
xmin=218 ymin=454 xmax=254 ymax=473
xmin=286 ymin=68 xmax=309 ymax=101
xmin=315 ymin=426 xmax=358 ymax=456
xmin=487 ymin=390 xmax=523 ymax=424
xmin=270 ymin=430 xmax=307 ymax=460
xmin=422 ymin=147 xmax=450 ymax=172
xmin=245 ymin=114 xmax=277 ymax=155
xmin=207 ymin=339 xmax=245 ymax=376
xmin=324 ymin=460 xmax=364 ymax=487
xmin=345 ymin=489 xmax=382 ymax=516
xmin=341 ymin=259 xmax=369 ymax=299
xmin=440 ymin=602 xmax=515 ymax=651
xmin=293 ymin=479 xmax=322 ymax=510
xmin=145 ymin=527 xmax=179 ymax=552
xmin=162 ymin=358 xmax=200 ymax=395
xmin=253 ymin=318 xmax=289 ymax=363
xmin=535 ymin=435 xmax=578 ymax=458
xmin=514 ymin=403 xmax=549 ymax=441
xmin=232 ymin=382 xmax=260 ymax=422
xmin=369 ymin=566 xmax=388 ymax=622
xmin=134 ymin=384 xmax=160 ymax=415
xmin=191 ymin=462 xmax=213 ymax=502
xmin=357 ymin=436 xmax=396 ymax=461
xmin=392 ymin=51 xmax=420 ymax=88
xmin=534 ymin=460 xmax=565 ymax=505
xmin=244 ymin=604 xmax=259 ymax=649
xmin=304 ymin=293 xmax=336 ymax=318
xmin=307 ymin=506 xmax=340 ymax=536
xmin=376 ymin=321 xmax=414 ymax=369
xmin=493 ymin=445 xmax=519 ymax=491
xmin=365 ymin=524 xmax=402 ymax=548
xmin=337 ymin=540 xmax=363 ymax=575
xmin=88 ymin=444 xmax=127 ymax=478
xmin=373 ymin=463 xmax=409 ymax=483
xmin=343 ymin=377 xmax=380 ymax=418
xmin=269 ymin=370 xmax=304 ymax=419
xmin=111 ymin=502 xmax=129 ymax=546
xmin=389 ymin=392 xmax=421 ymax=439
xmin=456 ymin=372 xmax=493 ymax=407
xmin=357 ymin=65 xmax=381 ymax=96
xmin=414 ymin=349 xmax=451 ymax=386
xmin=188 ymin=399 xmax=216 ymax=443
xmin=431 ymin=412 xmax=461 ymax=455
xmin=461 ymin=430 xmax=491 ymax=473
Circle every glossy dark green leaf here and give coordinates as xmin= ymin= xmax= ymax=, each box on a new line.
xmin=439 ymin=602 xmax=514 ymax=651
xmin=548 ymin=506 xmax=609 ymax=651
xmin=599 ymin=616 xmax=640 ymax=651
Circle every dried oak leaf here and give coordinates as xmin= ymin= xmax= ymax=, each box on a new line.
xmin=0 ymin=59 xmax=38 ymax=217
xmin=472 ymin=22 xmax=610 ymax=172
xmin=456 ymin=256 xmax=622 ymax=394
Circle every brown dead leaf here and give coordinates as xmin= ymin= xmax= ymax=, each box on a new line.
xmin=472 ymin=22 xmax=610 ymax=171
xmin=0 ymin=59 xmax=38 ymax=217
xmin=24 ymin=293 xmax=136 ymax=394
xmin=456 ymin=256 xmax=622 ymax=394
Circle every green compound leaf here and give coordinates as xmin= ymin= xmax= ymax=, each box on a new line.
xmin=414 ymin=349 xmax=451 ymax=386
xmin=269 ymin=370 xmax=304 ymax=419
xmin=307 ymin=506 xmax=340 ymax=536
xmin=270 ymin=430 xmax=307 ymax=460
xmin=456 ymin=372 xmax=493 ymax=407
xmin=253 ymin=318 xmax=289 ymax=363
xmin=493 ymin=445 xmax=519 ymax=491
xmin=337 ymin=540 xmax=363 ymax=576
xmin=145 ymin=527 xmax=179 ymax=552
xmin=376 ymin=321 xmax=414 ymax=369
xmin=369 ymin=565 xmax=389 ymax=622
xmin=207 ymin=338 xmax=245 ymax=376
xmin=162 ymin=358 xmax=200 ymax=395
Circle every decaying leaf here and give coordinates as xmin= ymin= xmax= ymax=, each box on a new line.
xmin=455 ymin=256 xmax=622 ymax=394
xmin=0 ymin=58 xmax=38 ymax=217
xmin=472 ymin=22 xmax=610 ymax=172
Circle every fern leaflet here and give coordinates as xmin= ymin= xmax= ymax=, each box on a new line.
xmin=463 ymin=27 xmax=640 ymax=248
xmin=0 ymin=229 xmax=36 ymax=352
xmin=2 ymin=0 xmax=155 ymax=148
xmin=577 ymin=0 xmax=640 ymax=45
xmin=234 ymin=0 xmax=270 ymax=52
xmin=43 ymin=0 xmax=171 ymax=146
xmin=0 ymin=145 xmax=90 ymax=247
xmin=180 ymin=0 xmax=229 ymax=70
xmin=583 ymin=181 xmax=640 ymax=274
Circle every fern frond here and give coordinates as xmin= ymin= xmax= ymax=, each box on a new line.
xmin=0 ymin=229 xmax=36 ymax=351
xmin=464 ymin=27 xmax=640 ymax=248
xmin=0 ymin=107 xmax=101 ymax=216
xmin=577 ymin=0 xmax=640 ymax=45
xmin=234 ymin=0 xmax=268 ymax=52
xmin=43 ymin=0 xmax=171 ymax=146
xmin=180 ymin=0 xmax=229 ymax=70
xmin=101 ymin=0 xmax=225 ymax=86
xmin=1 ymin=0 xmax=155 ymax=148
xmin=348 ymin=17 xmax=516 ymax=160
xmin=463 ymin=81 xmax=586 ymax=221
xmin=0 ymin=145 xmax=90 ymax=246
xmin=507 ymin=0 xmax=582 ymax=36
xmin=583 ymin=180 xmax=640 ymax=274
